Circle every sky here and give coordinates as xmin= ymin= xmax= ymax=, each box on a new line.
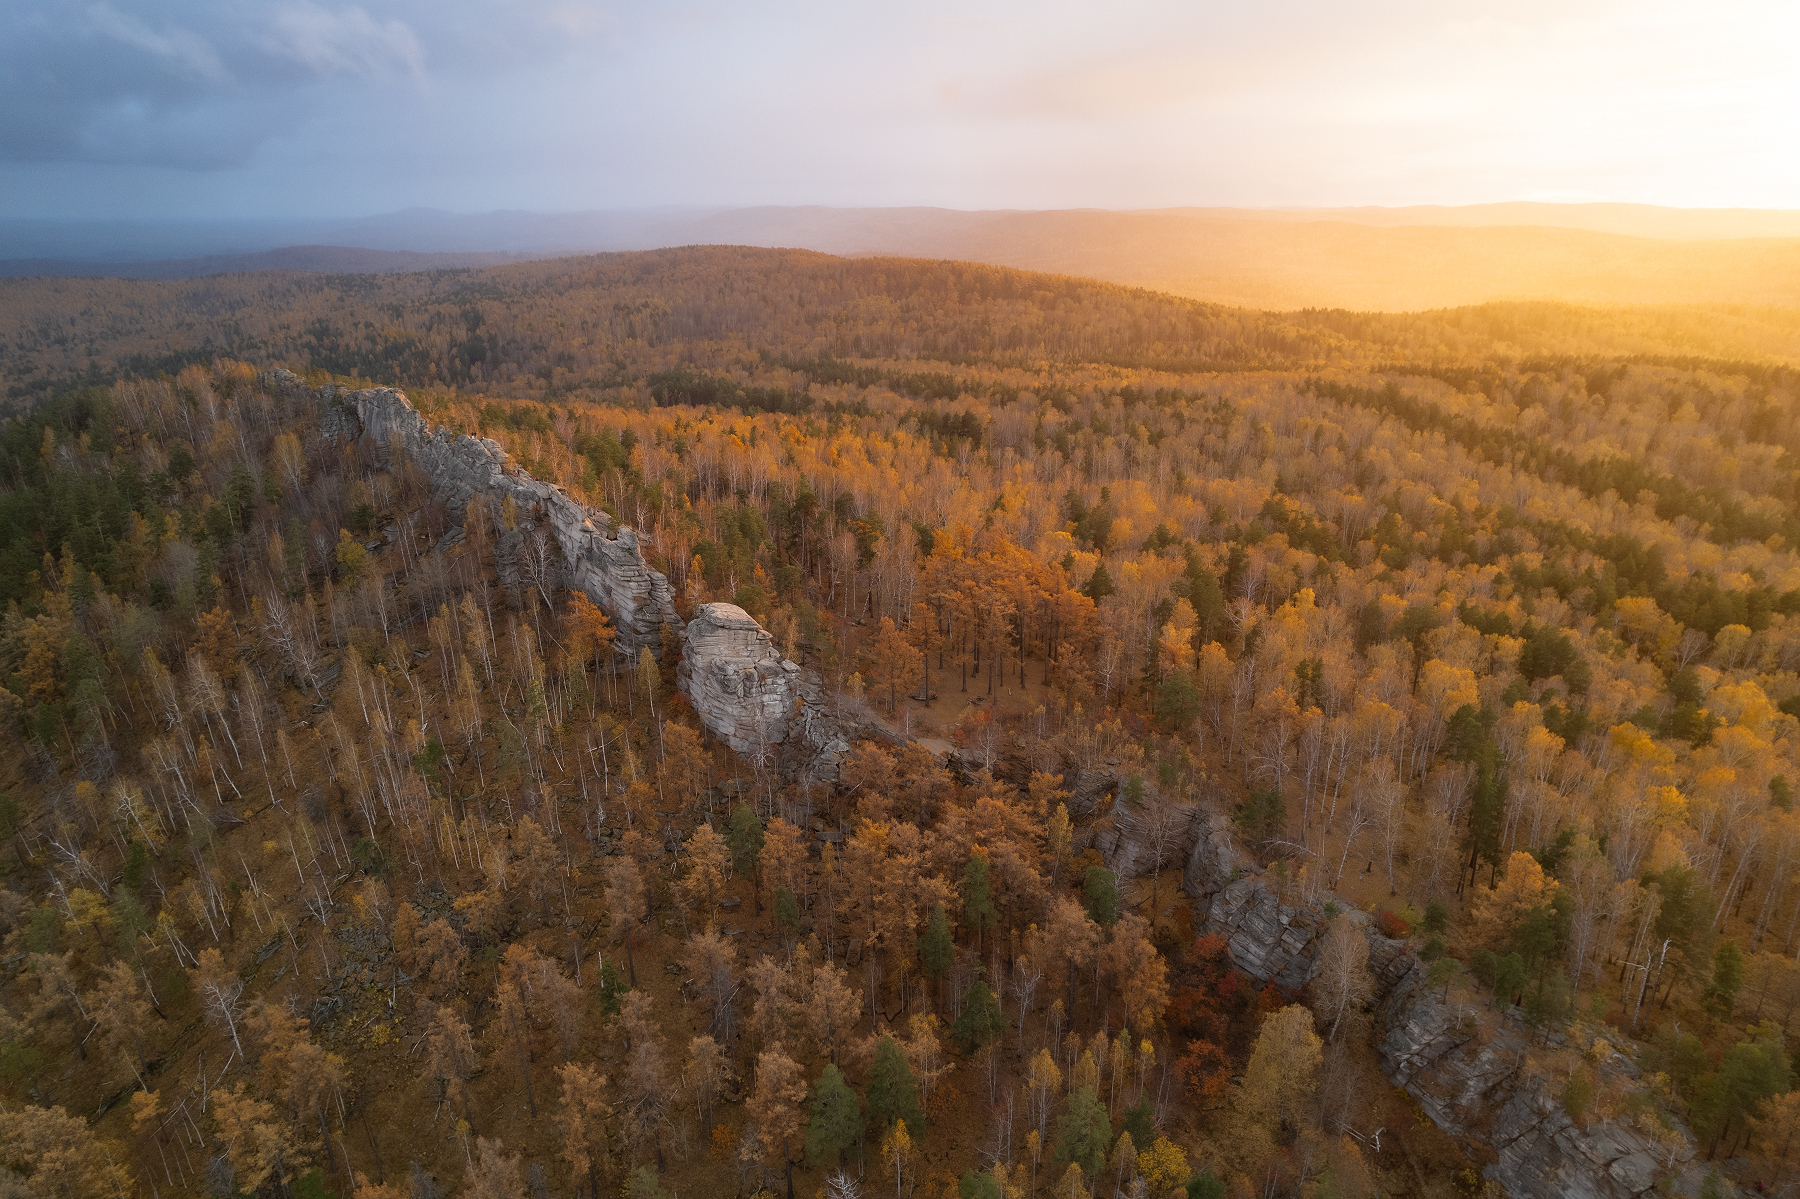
xmin=3 ymin=0 xmax=1798 ymax=221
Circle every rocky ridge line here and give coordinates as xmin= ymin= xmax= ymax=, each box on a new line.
xmin=287 ymin=371 xmax=1708 ymax=1195
xmin=293 ymin=372 xmax=683 ymax=652
xmin=1181 ymin=815 xmax=1708 ymax=1199
xmin=292 ymin=373 xmax=846 ymax=778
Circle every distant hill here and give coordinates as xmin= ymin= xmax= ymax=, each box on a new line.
xmin=625 ymin=207 xmax=1800 ymax=310
xmin=0 ymin=244 xmax=548 ymax=281
xmin=6 ymin=203 xmax=1800 ymax=310
xmin=5 ymin=247 xmax=1800 ymax=408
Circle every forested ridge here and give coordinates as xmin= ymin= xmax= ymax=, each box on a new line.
xmin=3 ymin=247 xmax=1800 ymax=1199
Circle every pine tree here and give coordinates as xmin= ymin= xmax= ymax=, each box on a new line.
xmin=1054 ymin=1085 xmax=1109 ymax=1177
xmin=775 ymin=887 xmax=801 ymax=943
xmin=962 ymin=854 xmax=997 ymax=952
xmin=919 ymin=902 xmax=953 ymax=990
xmin=1082 ymin=866 xmax=1119 ymax=928
xmin=1702 ymin=941 xmax=1746 ymax=1021
xmin=865 ymin=1035 xmax=923 ymax=1133
xmin=805 ymin=1063 xmax=862 ymax=1167
xmin=953 ymin=968 xmax=1004 ymax=1052
xmin=727 ymin=804 xmax=766 ymax=914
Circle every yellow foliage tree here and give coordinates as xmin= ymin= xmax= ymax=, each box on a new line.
xmin=0 ymin=1104 xmax=134 ymax=1199
xmin=1138 ymin=1135 xmax=1191 ymax=1194
xmin=211 ymin=1085 xmax=302 ymax=1193
xmin=1241 ymin=1004 xmax=1322 ymax=1134
xmin=1469 ymin=851 xmax=1559 ymax=950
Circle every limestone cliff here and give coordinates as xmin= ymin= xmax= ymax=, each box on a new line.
xmin=285 ymin=372 xmax=682 ymax=653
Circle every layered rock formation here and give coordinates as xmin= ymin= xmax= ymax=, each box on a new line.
xmin=289 ymin=372 xmax=681 ymax=653
xmin=677 ymin=604 xmax=802 ymax=753
xmin=1380 ymin=962 xmax=1703 ymax=1199
xmin=1181 ymin=812 xmax=1704 ymax=1199
xmin=675 ymin=603 xmax=848 ymax=782
xmin=1201 ymin=875 xmax=1331 ymax=990
xmin=1181 ymin=812 xmax=1333 ymax=988
xmin=294 ymin=373 xmax=851 ymax=780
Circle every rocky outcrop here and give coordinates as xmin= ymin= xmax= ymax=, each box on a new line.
xmin=1067 ymin=769 xmax=1119 ymax=817
xmin=294 ymin=372 xmax=854 ymax=780
xmin=1180 ymin=811 xmax=1332 ymax=988
xmin=289 ymin=372 xmax=681 ymax=653
xmin=1179 ymin=810 xmax=1706 ymax=1199
xmin=677 ymin=604 xmax=802 ymax=753
xmin=1379 ymin=972 xmax=1703 ymax=1199
xmin=1183 ymin=810 xmax=1239 ymax=896
xmin=1201 ymin=876 xmax=1330 ymax=989
xmin=674 ymin=603 xmax=849 ymax=782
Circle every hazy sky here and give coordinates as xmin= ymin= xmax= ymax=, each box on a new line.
xmin=3 ymin=0 xmax=1796 ymax=220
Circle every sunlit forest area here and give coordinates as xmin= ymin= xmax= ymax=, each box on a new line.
xmin=2 ymin=248 xmax=1800 ymax=1199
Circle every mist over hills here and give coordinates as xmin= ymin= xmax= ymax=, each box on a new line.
xmin=0 ymin=245 xmax=547 ymax=281
xmin=6 ymin=202 xmax=1800 ymax=311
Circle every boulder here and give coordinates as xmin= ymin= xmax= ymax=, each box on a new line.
xmin=676 ymin=603 xmax=802 ymax=754
xmin=675 ymin=602 xmax=849 ymax=782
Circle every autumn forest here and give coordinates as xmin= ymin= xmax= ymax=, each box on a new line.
xmin=2 ymin=248 xmax=1800 ymax=1199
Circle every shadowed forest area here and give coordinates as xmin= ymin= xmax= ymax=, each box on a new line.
xmin=2 ymin=247 xmax=1800 ymax=1199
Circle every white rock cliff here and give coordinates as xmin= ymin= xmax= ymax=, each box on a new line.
xmin=290 ymin=374 xmax=847 ymax=778
xmin=676 ymin=602 xmax=848 ymax=781
xmin=290 ymin=373 xmax=681 ymax=653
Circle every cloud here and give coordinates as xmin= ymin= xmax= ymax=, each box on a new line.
xmin=0 ymin=0 xmax=1796 ymax=215
xmin=261 ymin=3 xmax=425 ymax=81
xmin=0 ymin=0 xmax=434 ymax=168
xmin=85 ymin=5 xmax=232 ymax=84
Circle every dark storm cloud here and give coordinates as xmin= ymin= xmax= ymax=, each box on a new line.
xmin=1 ymin=0 xmax=430 ymax=166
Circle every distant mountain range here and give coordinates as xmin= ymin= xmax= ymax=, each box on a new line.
xmin=5 ymin=203 xmax=1800 ymax=311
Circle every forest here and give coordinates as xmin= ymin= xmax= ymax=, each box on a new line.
xmin=2 ymin=247 xmax=1800 ymax=1199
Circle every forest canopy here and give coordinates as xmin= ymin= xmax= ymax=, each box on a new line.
xmin=2 ymin=247 xmax=1799 ymax=1199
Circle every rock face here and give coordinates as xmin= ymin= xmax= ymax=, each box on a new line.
xmin=1180 ymin=812 xmax=1704 ymax=1199
xmin=676 ymin=604 xmax=802 ymax=753
xmin=1181 ymin=812 xmax=1331 ymax=989
xmin=1201 ymin=875 xmax=1330 ymax=990
xmin=1379 ymin=965 xmax=1701 ymax=1199
xmin=292 ymin=373 xmax=681 ymax=653
xmin=675 ymin=603 xmax=849 ymax=781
